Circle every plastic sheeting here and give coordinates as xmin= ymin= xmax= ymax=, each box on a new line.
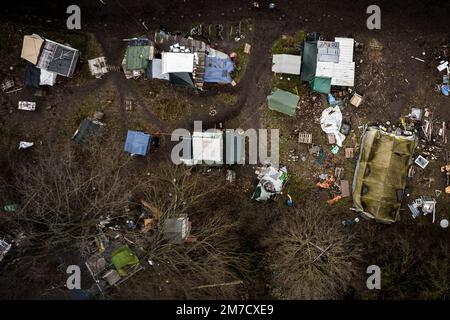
xmin=204 ymin=56 xmax=234 ymax=84
xmin=39 ymin=69 xmax=57 ymax=86
xmin=320 ymin=106 xmax=346 ymax=147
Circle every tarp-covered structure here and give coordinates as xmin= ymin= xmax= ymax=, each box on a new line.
xmin=267 ymin=88 xmax=299 ymax=116
xmin=204 ymin=56 xmax=234 ymax=83
xmin=352 ymin=127 xmax=418 ymax=223
xmin=124 ymin=130 xmax=152 ymax=156
xmin=72 ymin=118 xmax=104 ymax=144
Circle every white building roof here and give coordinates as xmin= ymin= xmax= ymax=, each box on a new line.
xmin=161 ymin=52 xmax=194 ymax=74
xmin=272 ymin=54 xmax=302 ymax=75
xmin=315 ymin=61 xmax=334 ymax=78
xmin=331 ymin=61 xmax=355 ymax=87
xmin=335 ymin=37 xmax=354 ymax=63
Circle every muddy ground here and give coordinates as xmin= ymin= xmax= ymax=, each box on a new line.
xmin=0 ymin=0 xmax=449 ymax=299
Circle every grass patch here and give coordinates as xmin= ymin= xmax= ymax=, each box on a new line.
xmin=232 ymin=44 xmax=249 ymax=83
xmin=217 ymin=93 xmax=238 ymax=105
xmin=271 ymin=30 xmax=305 ymax=55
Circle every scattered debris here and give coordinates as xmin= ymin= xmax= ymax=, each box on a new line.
xmin=345 ymin=148 xmax=354 ymax=159
xmin=349 ymin=93 xmax=363 ymax=107
xmin=18 ymin=101 xmax=36 ymax=111
xmin=0 ymin=240 xmax=11 ymax=262
xmin=298 ymin=132 xmax=312 ymax=144
xmin=440 ymin=219 xmax=449 ymax=229
xmin=18 ymin=141 xmax=34 ymax=150
xmin=88 ymin=57 xmax=109 ymax=78
xmin=415 ymin=155 xmax=429 ymax=169
xmin=320 ymin=106 xmax=346 ymax=147
xmin=408 ymin=196 xmax=437 ymax=222
xmin=252 ymin=164 xmax=288 ymax=202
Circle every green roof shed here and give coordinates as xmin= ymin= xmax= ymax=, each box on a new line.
xmin=126 ymin=46 xmax=150 ymax=70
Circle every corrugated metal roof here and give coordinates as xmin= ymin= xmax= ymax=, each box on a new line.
xmin=335 ymin=37 xmax=354 ymax=63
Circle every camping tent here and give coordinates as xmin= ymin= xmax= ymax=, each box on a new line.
xmin=124 ymin=130 xmax=152 ymax=156
xmin=267 ymin=88 xmax=299 ymax=116
xmin=352 ymin=127 xmax=418 ymax=223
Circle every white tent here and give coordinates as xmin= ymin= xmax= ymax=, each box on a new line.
xmin=161 ymin=52 xmax=194 ymax=74
xmin=272 ymin=54 xmax=302 ymax=75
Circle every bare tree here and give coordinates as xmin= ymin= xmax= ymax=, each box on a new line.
xmin=265 ymin=201 xmax=363 ymax=299
xmin=113 ymin=166 xmax=248 ymax=299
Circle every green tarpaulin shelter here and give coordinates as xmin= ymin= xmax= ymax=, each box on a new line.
xmin=267 ymin=88 xmax=300 ymax=116
xmin=309 ymin=77 xmax=331 ymax=94
xmin=352 ymin=127 xmax=418 ymax=223
xmin=111 ymin=245 xmax=139 ymax=276
xmin=126 ymin=46 xmax=150 ymax=70
xmin=300 ymin=41 xmax=318 ymax=82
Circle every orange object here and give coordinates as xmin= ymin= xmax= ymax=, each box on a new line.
xmin=327 ymin=195 xmax=342 ymax=205
xmin=316 ymin=175 xmax=336 ymax=189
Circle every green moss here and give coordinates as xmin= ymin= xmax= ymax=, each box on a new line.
xmin=232 ymin=44 xmax=249 ymax=83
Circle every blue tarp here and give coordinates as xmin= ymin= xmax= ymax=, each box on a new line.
xmin=204 ymin=56 xmax=234 ymax=84
xmin=124 ymin=130 xmax=152 ymax=156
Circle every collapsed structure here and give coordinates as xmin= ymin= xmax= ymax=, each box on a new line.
xmin=352 ymin=127 xmax=418 ymax=223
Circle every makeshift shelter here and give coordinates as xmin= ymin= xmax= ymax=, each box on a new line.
xmin=204 ymin=56 xmax=234 ymax=83
xmin=21 ymin=34 xmax=44 ymax=65
xmin=352 ymin=127 xmax=418 ymax=223
xmin=72 ymin=118 xmax=104 ymax=144
xmin=300 ymin=41 xmax=318 ymax=82
xmin=192 ymin=130 xmax=223 ymax=164
xmin=169 ymin=72 xmax=195 ymax=88
xmin=36 ymin=39 xmax=79 ymax=77
xmin=125 ymin=46 xmax=151 ymax=71
xmin=310 ymin=76 xmax=331 ymax=94
xmin=124 ymin=130 xmax=152 ymax=156
xmin=267 ymin=88 xmax=299 ymax=116
xmin=272 ymin=54 xmax=302 ymax=75
xmin=163 ymin=215 xmax=191 ymax=244
xmin=252 ymin=165 xmax=288 ymax=202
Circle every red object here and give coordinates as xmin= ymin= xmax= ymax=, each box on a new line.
xmin=229 ymin=52 xmax=237 ymax=61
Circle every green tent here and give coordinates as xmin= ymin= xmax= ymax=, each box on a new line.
xmin=111 ymin=245 xmax=139 ymax=276
xmin=267 ymin=88 xmax=300 ymax=116
xmin=126 ymin=46 xmax=150 ymax=70
xmin=352 ymin=127 xmax=418 ymax=223
xmin=309 ymin=77 xmax=331 ymax=94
